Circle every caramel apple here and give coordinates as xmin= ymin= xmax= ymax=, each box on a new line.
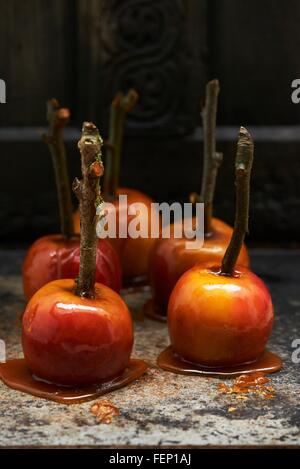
xmin=167 ymin=128 xmax=275 ymax=368
xmin=22 ymin=123 xmax=135 ymax=386
xmin=73 ymin=91 xmax=158 ymax=283
xmin=147 ymin=80 xmax=249 ymax=319
xmin=23 ymin=234 xmax=121 ymax=300
xmin=22 ymin=100 xmax=121 ymax=299
xmin=22 ymin=279 xmax=132 ymax=385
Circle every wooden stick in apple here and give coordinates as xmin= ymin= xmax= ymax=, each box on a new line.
xmin=43 ymin=99 xmax=74 ymax=238
xmin=200 ymin=79 xmax=223 ymax=235
xmin=22 ymin=122 xmax=135 ymax=386
xmin=221 ymin=126 xmax=253 ymax=275
xmin=147 ymin=81 xmax=249 ymax=319
xmin=190 ymin=79 xmax=223 ymax=235
xmin=166 ymin=126 xmax=277 ymax=369
xmin=104 ymin=89 xmax=139 ymax=199
xmin=73 ymin=122 xmax=104 ymax=298
xmin=73 ymin=91 xmax=157 ymax=283
xmin=22 ymin=104 xmax=121 ymax=300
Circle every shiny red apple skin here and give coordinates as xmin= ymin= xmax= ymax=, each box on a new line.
xmin=149 ymin=217 xmax=249 ymax=314
xmin=22 ymin=234 xmax=122 ymax=300
xmin=22 ymin=279 xmax=133 ymax=385
xmin=168 ymin=265 xmax=274 ymax=367
xmin=74 ymin=187 xmax=158 ymax=280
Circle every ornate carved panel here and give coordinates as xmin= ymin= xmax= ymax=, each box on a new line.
xmin=78 ymin=0 xmax=207 ymax=135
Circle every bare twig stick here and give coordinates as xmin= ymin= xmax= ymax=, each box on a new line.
xmin=104 ymin=89 xmax=138 ymax=198
xmin=221 ymin=127 xmax=254 ymax=276
xmin=43 ymin=99 xmax=74 ymax=238
xmin=73 ymin=122 xmax=104 ymax=298
xmin=200 ymin=80 xmax=222 ymax=235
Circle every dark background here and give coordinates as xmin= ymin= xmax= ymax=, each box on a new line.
xmin=0 ymin=0 xmax=300 ymax=245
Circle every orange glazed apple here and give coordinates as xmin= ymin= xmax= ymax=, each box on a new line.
xmin=168 ymin=265 xmax=273 ymax=366
xmin=148 ymin=80 xmax=249 ymax=317
xmin=74 ymin=186 xmax=156 ymax=280
xmin=149 ymin=217 xmax=249 ymax=314
xmin=168 ymin=127 xmax=272 ymax=367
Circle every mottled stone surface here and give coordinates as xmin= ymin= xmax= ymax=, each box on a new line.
xmin=0 ymin=249 xmax=299 ymax=447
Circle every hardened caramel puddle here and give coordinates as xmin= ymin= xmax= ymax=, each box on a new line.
xmin=157 ymin=346 xmax=282 ymax=377
xmin=0 ymin=358 xmax=148 ymax=404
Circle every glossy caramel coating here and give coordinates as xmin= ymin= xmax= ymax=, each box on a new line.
xmin=149 ymin=218 xmax=249 ymax=314
xmin=22 ymin=279 xmax=133 ymax=385
xmin=22 ymin=234 xmax=121 ymax=300
xmin=74 ymin=187 xmax=158 ymax=280
xmin=168 ymin=265 xmax=274 ymax=367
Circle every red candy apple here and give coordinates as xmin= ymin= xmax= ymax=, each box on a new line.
xmin=22 ymin=100 xmax=121 ymax=299
xmin=148 ymin=80 xmax=249 ymax=317
xmin=73 ymin=90 xmax=158 ymax=282
xmin=22 ymin=122 xmax=133 ymax=385
xmin=23 ymin=235 xmax=121 ymax=299
xmin=22 ymin=279 xmax=132 ymax=385
xmin=168 ymin=127 xmax=274 ymax=366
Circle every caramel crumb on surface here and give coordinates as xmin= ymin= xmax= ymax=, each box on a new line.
xmin=228 ymin=406 xmax=237 ymax=413
xmin=90 ymin=399 xmax=120 ymax=424
xmin=218 ymin=372 xmax=276 ymax=400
